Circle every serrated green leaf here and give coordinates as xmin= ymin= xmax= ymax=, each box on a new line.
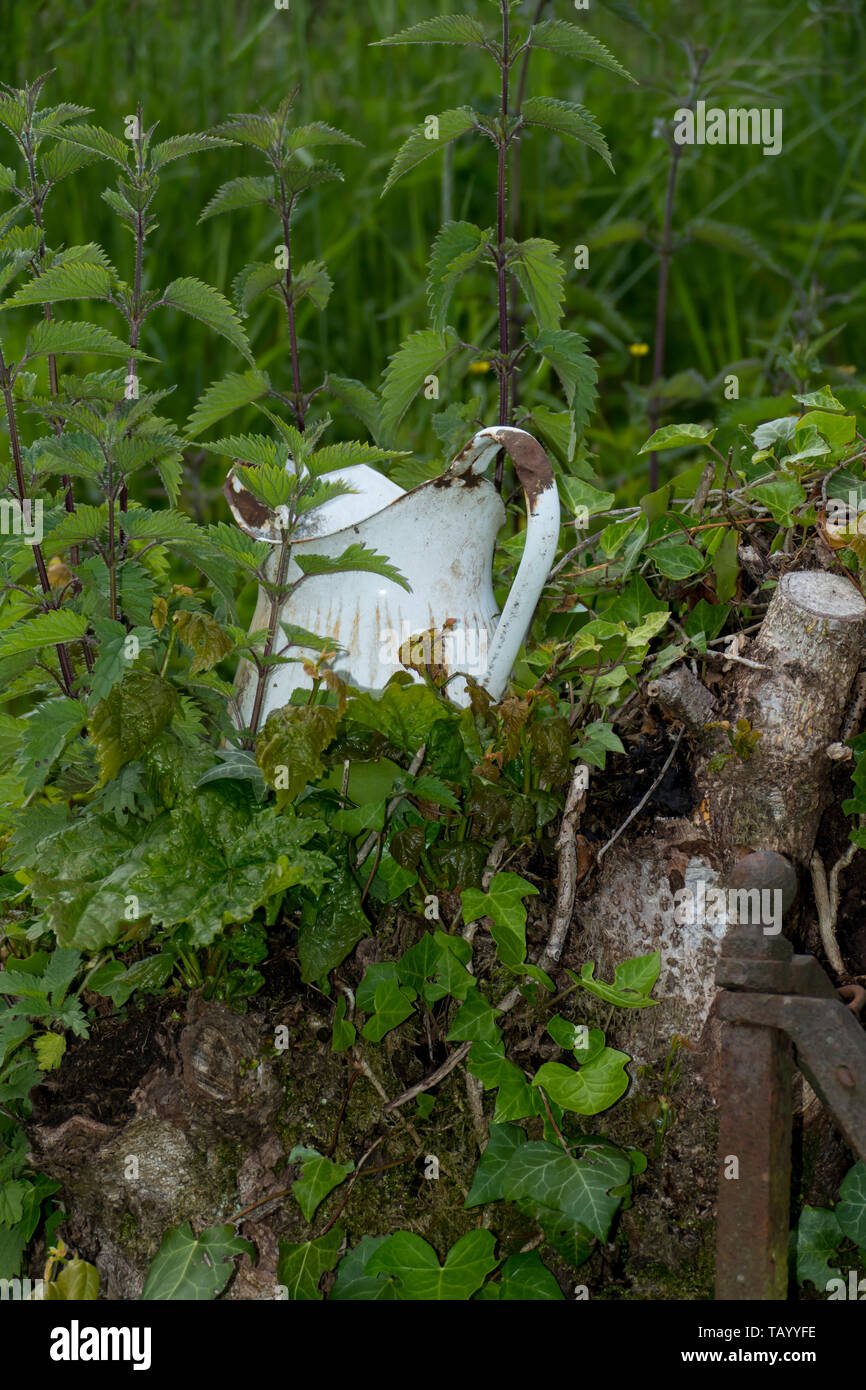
xmin=382 ymin=108 xmax=478 ymax=195
xmin=3 ymin=259 xmax=112 ymax=308
xmin=375 ymin=15 xmax=487 ymax=46
xmin=55 ymin=123 xmax=130 ymax=166
xmin=521 ymin=97 xmax=613 ymax=172
xmin=0 ymin=609 xmax=87 ymax=656
xmin=198 ymin=175 xmax=275 ymax=222
xmin=150 ymin=133 xmax=231 ymax=169
xmin=185 ymin=368 xmax=271 ymax=439
xmin=89 ymin=670 xmax=177 ymax=784
xmin=427 ymin=220 xmax=490 ymax=335
xmin=33 ymin=1032 xmax=66 ymax=1071
xmin=285 ymin=122 xmax=362 ymax=154
xmin=323 ymin=375 xmax=382 ymax=440
xmin=380 ymin=327 xmax=462 ymax=438
xmin=159 ymin=276 xmax=253 ymax=363
xmin=530 ymin=18 xmax=635 ymax=80
xmin=24 ymin=319 xmax=150 ymax=361
xmin=529 ymin=328 xmax=598 ymax=453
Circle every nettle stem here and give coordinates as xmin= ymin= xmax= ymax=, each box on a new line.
xmin=494 ymin=0 xmax=512 ymax=490
xmin=279 ymin=184 xmax=305 ymax=431
xmin=0 ymin=344 xmax=75 ymax=692
xmin=648 ymin=47 xmax=708 ymax=491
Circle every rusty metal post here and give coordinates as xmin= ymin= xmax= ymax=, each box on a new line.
xmin=716 ymin=930 xmax=794 ymax=1299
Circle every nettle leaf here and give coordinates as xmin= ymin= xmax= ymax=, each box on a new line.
xmin=382 ymin=108 xmax=478 ymax=195
xmin=375 ymin=15 xmax=487 ymax=46
xmin=185 ymin=368 xmax=270 ymax=438
xmin=279 ymin=161 xmax=344 ymax=197
xmin=529 ymin=329 xmax=598 ymax=454
xmin=150 ymin=133 xmax=231 ymax=169
xmin=639 ymin=423 xmax=715 ymax=453
xmin=427 ymin=220 xmax=490 ymax=335
xmin=56 ymin=123 xmax=131 ymax=166
xmin=41 ymin=504 xmax=107 ymax=554
xmin=88 ymin=670 xmax=178 ymax=784
xmin=528 ymin=18 xmax=635 ymax=82
xmin=795 ymin=1206 xmax=842 ymax=1290
xmin=309 ymin=441 xmax=407 ymax=473
xmin=24 ymin=320 xmax=150 ymax=361
xmin=19 ymin=698 xmax=86 ymax=793
xmin=380 ymin=326 xmax=462 ymax=438
xmin=198 ymin=175 xmax=275 ymax=222
xmin=290 ymin=1146 xmax=353 ymax=1222
xmin=285 ymin=122 xmax=362 ymax=154
xmin=685 ymin=218 xmax=781 ymax=274
xmin=521 ymin=97 xmax=613 ymax=172
xmin=836 ymin=1161 xmax=866 ymax=1247
xmin=509 ymin=237 xmax=565 ymax=332
xmin=141 ymin=1222 xmax=254 ymax=1301
xmin=0 ymin=609 xmax=87 ymax=657
xmin=2 ymin=258 xmax=112 ymax=308
xmin=233 ymin=261 xmax=283 ymax=316
xmin=502 ymin=1140 xmax=632 ymax=1242
xmin=533 ymin=1049 xmax=630 ymax=1115
xmin=571 ymin=950 xmax=660 ymax=1009
xmin=461 ymin=872 xmax=539 ymax=973
xmin=366 ymin=1230 xmax=499 ymax=1300
xmin=277 ymin=1226 xmax=344 ymax=1300
xmin=173 ymin=610 xmax=234 ymax=675
xmin=159 ymin=277 xmax=254 ymax=363
xmin=323 ymin=375 xmax=382 ymax=440
xmin=294 ymin=543 xmax=410 ymax=592
xmin=291 ymin=259 xmax=333 ymax=310
xmin=256 ymin=704 xmax=338 ymax=803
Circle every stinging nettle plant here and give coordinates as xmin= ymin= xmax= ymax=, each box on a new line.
xmin=375 ymin=0 xmax=637 ymax=486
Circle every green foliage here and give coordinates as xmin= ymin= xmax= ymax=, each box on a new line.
xmin=141 ymin=1222 xmax=255 ymax=1300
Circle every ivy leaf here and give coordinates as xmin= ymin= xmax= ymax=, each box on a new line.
xmin=362 ymin=979 xmax=417 ymax=1042
xmin=533 ymin=1050 xmax=631 ymax=1115
xmin=795 ymin=1206 xmax=842 ymax=1291
xmin=141 ymin=1222 xmax=254 ymax=1300
xmin=465 ymin=1123 xmax=528 ymax=1207
xmin=653 ymin=542 xmax=706 ymax=580
xmin=380 ymin=327 xmax=462 ymax=439
xmin=529 ymin=329 xmax=598 ymax=454
xmin=461 ymin=872 xmax=539 ymax=973
xmin=293 ymin=542 xmax=410 ymax=592
xmin=24 ymin=320 xmax=150 ymax=361
xmin=185 ymin=368 xmax=271 ymax=439
xmin=521 ymin=97 xmax=613 ymax=172
xmin=330 ymin=1236 xmax=397 ymax=1300
xmin=509 ymin=237 xmax=565 ymax=332
xmin=528 ymin=18 xmax=635 ymax=82
xmin=747 ymin=478 xmax=806 ymax=527
xmin=498 ymin=1250 xmax=564 ymax=1300
xmin=427 ymin=221 xmax=490 ymax=335
xmin=88 ymin=671 xmax=178 ymax=784
xmin=382 ymin=108 xmax=478 ymax=195
xmin=502 ymin=1140 xmax=631 ymax=1242
xmin=374 ymin=15 xmax=487 ymax=45
xmin=198 ymin=175 xmax=275 ymax=222
xmin=290 ymin=1147 xmax=353 ymax=1222
xmin=836 ymin=1162 xmax=866 ymax=1247
xmin=159 ymin=277 xmax=254 ymax=363
xmin=571 ymin=951 xmax=660 ymax=1009
xmin=43 ymin=1257 xmax=99 ymax=1300
xmin=277 ymin=1226 xmax=344 ymax=1300
xmin=639 ymin=423 xmax=716 ymax=453
xmin=366 ymin=1229 xmax=499 ymax=1300
xmin=331 ymin=995 xmax=356 ymax=1052
xmin=445 ymin=989 xmax=501 ymax=1044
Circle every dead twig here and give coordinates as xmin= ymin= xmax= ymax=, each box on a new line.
xmin=539 ymin=762 xmax=588 ymax=970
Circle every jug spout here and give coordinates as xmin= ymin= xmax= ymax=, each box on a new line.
xmin=445 ymin=426 xmax=560 ymax=707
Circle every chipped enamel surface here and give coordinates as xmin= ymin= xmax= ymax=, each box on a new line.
xmin=228 ymin=426 xmax=560 ymax=725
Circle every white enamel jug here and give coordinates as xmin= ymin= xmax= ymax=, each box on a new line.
xmin=224 ymin=425 xmax=560 ymax=725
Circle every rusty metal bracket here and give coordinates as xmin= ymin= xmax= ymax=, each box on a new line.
xmin=714 ymin=853 xmax=866 ymax=1301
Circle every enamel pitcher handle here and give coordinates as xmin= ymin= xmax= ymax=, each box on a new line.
xmin=447 ymin=426 xmax=560 ymax=705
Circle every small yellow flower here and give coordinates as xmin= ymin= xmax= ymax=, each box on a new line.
xmin=629 ymin=342 xmax=650 ymax=357
xmin=469 ymin=360 xmax=492 ymax=374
